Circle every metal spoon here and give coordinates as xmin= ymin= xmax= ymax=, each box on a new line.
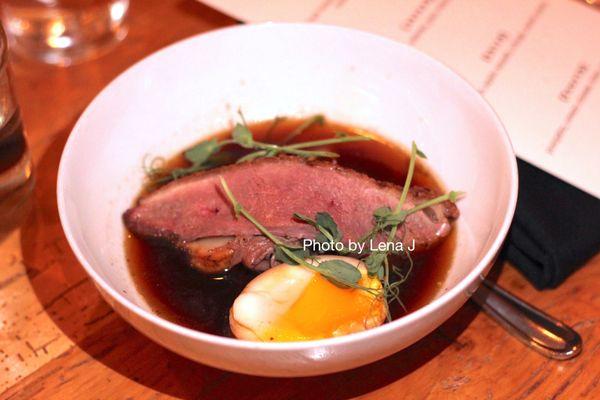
xmin=471 ymin=279 xmax=582 ymax=360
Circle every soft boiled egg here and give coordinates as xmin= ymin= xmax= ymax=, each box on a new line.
xmin=229 ymin=255 xmax=386 ymax=342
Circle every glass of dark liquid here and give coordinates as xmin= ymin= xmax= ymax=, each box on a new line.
xmin=0 ymin=23 xmax=33 ymax=218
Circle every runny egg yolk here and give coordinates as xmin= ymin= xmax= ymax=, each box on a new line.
xmin=265 ymin=270 xmax=384 ymax=341
xmin=229 ymin=256 xmax=386 ymax=342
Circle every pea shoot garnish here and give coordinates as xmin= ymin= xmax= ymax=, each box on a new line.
xmin=147 ymin=112 xmax=463 ymax=321
xmin=219 ymin=177 xmax=381 ymax=295
xmin=289 ymin=142 xmax=463 ymax=319
xmin=146 ymin=113 xmax=370 ymax=184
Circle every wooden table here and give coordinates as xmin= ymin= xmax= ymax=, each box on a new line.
xmin=1 ymin=1 xmax=599 ymax=398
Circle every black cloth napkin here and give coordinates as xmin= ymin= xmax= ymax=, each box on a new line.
xmin=502 ymin=158 xmax=600 ymax=289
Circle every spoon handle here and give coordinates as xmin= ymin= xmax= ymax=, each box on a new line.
xmin=471 ymin=279 xmax=582 ymax=360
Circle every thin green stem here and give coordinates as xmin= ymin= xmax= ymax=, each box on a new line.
xmin=405 ymin=191 xmax=463 ymax=216
xmin=286 ymin=135 xmax=370 ymax=149
xmin=274 ymin=147 xmax=338 ymax=158
xmin=220 ymin=177 xmax=285 ymax=246
xmin=395 ymin=142 xmax=418 ymax=213
xmin=387 ymin=142 xmax=418 ymax=242
xmin=236 ymin=138 xmax=348 ymax=163
xmin=283 ymin=115 xmax=324 ymax=143
xmin=236 ymin=150 xmax=269 ymax=163
xmin=265 ymin=116 xmax=285 ymax=141
xmin=216 ymin=139 xmax=236 ymax=147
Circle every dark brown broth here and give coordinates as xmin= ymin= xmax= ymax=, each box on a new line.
xmin=125 ymin=119 xmax=456 ymax=337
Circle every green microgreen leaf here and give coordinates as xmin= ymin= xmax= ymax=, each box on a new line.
xmin=315 ymin=212 xmax=341 ymax=242
xmin=294 ymin=212 xmax=348 ymax=252
xmin=184 ymin=138 xmax=220 ymax=165
xmin=364 ymin=251 xmax=387 ymax=276
xmin=314 ymin=259 xmax=362 ymax=287
xmin=232 ymin=123 xmax=255 ymax=148
xmin=274 ymin=246 xmax=309 ymax=265
xmin=415 ymin=145 xmax=427 ymax=159
xmin=373 ymin=206 xmax=392 ymax=218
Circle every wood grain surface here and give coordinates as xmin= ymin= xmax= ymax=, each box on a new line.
xmin=0 ymin=1 xmax=599 ymax=399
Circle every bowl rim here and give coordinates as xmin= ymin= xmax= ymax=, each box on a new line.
xmin=57 ymin=22 xmax=519 ymax=352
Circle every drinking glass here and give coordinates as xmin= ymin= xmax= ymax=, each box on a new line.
xmin=0 ymin=0 xmax=129 ymax=66
xmin=0 ymin=24 xmax=33 ymax=218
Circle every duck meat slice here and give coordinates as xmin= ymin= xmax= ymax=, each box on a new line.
xmin=124 ymin=156 xmax=459 ymax=273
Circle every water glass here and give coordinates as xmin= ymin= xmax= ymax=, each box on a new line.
xmin=0 ymin=25 xmax=33 ymax=217
xmin=0 ymin=0 xmax=129 ymax=66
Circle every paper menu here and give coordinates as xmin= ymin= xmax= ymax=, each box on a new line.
xmin=200 ymin=0 xmax=600 ymax=198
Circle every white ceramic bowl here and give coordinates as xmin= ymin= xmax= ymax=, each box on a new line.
xmin=57 ymin=23 xmax=518 ymax=377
